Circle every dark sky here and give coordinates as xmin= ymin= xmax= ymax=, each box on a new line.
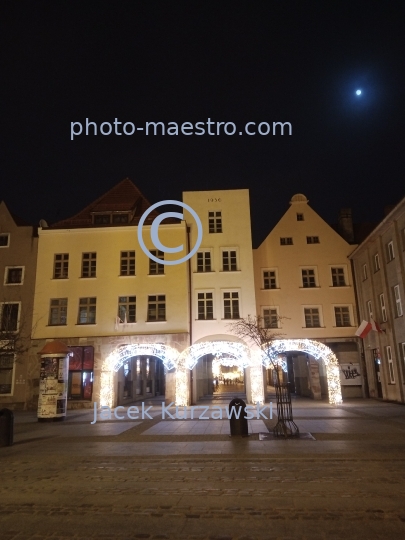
xmin=1 ymin=1 xmax=404 ymax=246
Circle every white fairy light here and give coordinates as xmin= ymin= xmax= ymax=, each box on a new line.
xmin=262 ymin=339 xmax=343 ymax=405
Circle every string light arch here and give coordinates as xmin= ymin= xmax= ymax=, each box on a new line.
xmin=100 ymin=343 xmax=178 ymax=407
xmin=262 ymin=339 xmax=343 ymax=405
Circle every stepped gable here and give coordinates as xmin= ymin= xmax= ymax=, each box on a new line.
xmin=50 ymin=178 xmax=164 ymax=228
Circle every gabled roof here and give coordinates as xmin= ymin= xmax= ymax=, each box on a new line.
xmin=51 ymin=178 xmax=161 ymax=228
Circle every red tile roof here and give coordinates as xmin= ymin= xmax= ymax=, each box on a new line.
xmin=51 ymin=178 xmax=164 ymax=228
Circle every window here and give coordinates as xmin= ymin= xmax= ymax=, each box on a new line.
xmin=53 ymin=254 xmax=69 ymax=279
xmin=307 ymin=236 xmax=320 ymax=244
xmin=387 ymin=241 xmax=395 ymax=262
xmin=197 ymin=292 xmax=214 ymax=320
xmin=68 ymin=346 xmax=94 ymax=400
xmin=118 ymin=296 xmax=136 ymax=323
xmin=82 ymin=253 xmax=96 ymax=278
xmin=0 ymin=354 xmax=14 ymax=395
xmin=334 ymin=306 xmax=351 ymax=327
xmin=49 ymin=299 xmax=68 ymax=325
xmin=302 ymin=269 xmax=316 ymax=288
xmin=197 ymin=251 xmax=212 ymax=272
xmin=112 ymin=213 xmax=129 ymax=224
xmin=147 ymin=295 xmax=166 ymax=321
xmin=120 ymin=251 xmax=135 ymax=276
xmin=78 ymin=298 xmax=96 ymax=324
xmin=208 ymin=211 xmax=222 ymax=233
xmin=263 ymin=270 xmax=277 ymax=289
xmin=374 ymin=253 xmax=380 ymax=272
xmin=379 ymin=294 xmax=387 ymax=322
xmin=367 ymin=300 xmax=373 ymax=320
xmin=402 ymin=228 xmax=405 ymax=251
xmin=393 ymin=285 xmax=403 ymax=317
xmin=296 ymin=213 xmax=304 ymax=221
xmin=386 ymin=346 xmax=395 ymax=384
xmin=304 ymin=308 xmax=320 ymax=328
xmin=280 ymin=237 xmax=293 ymax=245
xmin=4 ymin=266 xmax=24 ymax=285
xmin=263 ymin=308 xmax=278 ymax=328
xmin=401 ymin=343 xmax=405 ymax=381
xmin=222 ymin=250 xmax=237 ymax=271
xmin=0 ymin=303 xmax=19 ymax=332
xmin=331 ymin=267 xmax=346 ymax=287
xmin=223 ymin=292 xmax=240 ymax=319
xmin=93 ymin=214 xmax=111 ymax=224
xmin=363 ymin=264 xmax=368 ymax=280
xmin=0 ymin=233 xmax=10 ymax=247
xmin=149 ymin=250 xmax=164 ymax=275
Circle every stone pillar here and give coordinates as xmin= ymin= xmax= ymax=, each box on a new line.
xmin=37 ymin=341 xmax=70 ymax=422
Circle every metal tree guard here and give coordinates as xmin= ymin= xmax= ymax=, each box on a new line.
xmin=273 ymin=382 xmax=299 ymax=438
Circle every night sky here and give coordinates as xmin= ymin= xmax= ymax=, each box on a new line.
xmin=1 ymin=1 xmax=404 ymax=246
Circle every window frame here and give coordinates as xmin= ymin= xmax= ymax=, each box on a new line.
xmin=301 ymin=267 xmax=318 ymax=288
xmin=197 ymin=291 xmax=214 ymax=320
xmin=296 ymin=213 xmax=304 ymax=221
xmin=362 ymin=264 xmax=368 ymax=281
xmin=147 ymin=295 xmax=166 ymax=322
xmin=196 ymin=250 xmax=212 ymax=273
xmin=374 ymin=253 xmax=380 ymax=272
xmin=221 ymin=248 xmax=238 ymax=272
xmin=387 ymin=241 xmax=395 ymax=262
xmin=223 ymin=290 xmax=240 ymax=320
xmin=81 ymin=252 xmax=97 ymax=278
xmin=49 ymin=298 xmax=68 ymax=326
xmin=0 ymin=302 xmax=21 ymax=332
xmin=4 ymin=266 xmax=25 ymax=286
xmin=306 ymin=236 xmax=320 ymax=244
xmin=303 ymin=306 xmax=322 ymax=328
xmin=367 ymin=300 xmax=373 ymax=320
xmin=149 ymin=250 xmax=165 ymax=275
xmin=262 ymin=306 xmax=279 ymax=329
xmin=120 ymin=251 xmax=136 ymax=276
xmin=333 ymin=305 xmax=352 ymax=327
xmin=53 ymin=253 xmax=69 ymax=279
xmin=77 ymin=297 xmax=97 ymax=325
xmin=208 ymin=211 xmax=222 ymax=234
xmin=379 ymin=293 xmax=387 ymax=322
xmin=393 ymin=285 xmax=403 ymax=317
xmin=117 ymin=296 xmax=136 ymax=323
xmin=280 ymin=237 xmax=293 ymax=245
xmin=263 ymin=269 xmax=278 ymax=290
xmin=0 ymin=233 xmax=10 ymax=248
xmin=331 ymin=266 xmax=347 ymax=287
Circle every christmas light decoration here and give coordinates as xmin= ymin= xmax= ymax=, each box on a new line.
xmin=262 ymin=339 xmax=343 ymax=405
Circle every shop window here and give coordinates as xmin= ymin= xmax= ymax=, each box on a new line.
xmin=68 ymin=346 xmax=94 ymax=400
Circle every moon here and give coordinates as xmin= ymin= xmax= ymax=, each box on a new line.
xmin=356 ymin=89 xmax=362 ymax=96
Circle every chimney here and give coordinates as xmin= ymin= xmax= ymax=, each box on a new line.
xmin=338 ymin=208 xmax=354 ymax=243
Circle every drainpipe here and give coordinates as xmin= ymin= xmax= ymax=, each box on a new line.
xmin=187 ymin=225 xmax=193 ymax=405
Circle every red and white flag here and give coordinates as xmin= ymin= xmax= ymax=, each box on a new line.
xmin=371 ymin=318 xmax=383 ymax=333
xmin=355 ymin=320 xmax=372 ymax=338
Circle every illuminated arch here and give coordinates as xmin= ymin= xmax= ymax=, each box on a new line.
xmin=262 ymin=339 xmax=342 ymax=405
xmin=175 ymin=340 xmax=264 ymax=406
xmin=100 ymin=343 xmax=179 ymax=407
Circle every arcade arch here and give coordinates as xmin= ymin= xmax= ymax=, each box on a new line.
xmin=262 ymin=339 xmax=342 ymax=405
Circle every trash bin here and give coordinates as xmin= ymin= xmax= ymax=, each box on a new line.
xmin=228 ymin=398 xmax=249 ymax=437
xmin=0 ymin=408 xmax=14 ymax=447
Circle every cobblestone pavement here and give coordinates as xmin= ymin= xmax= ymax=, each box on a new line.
xmin=1 ymin=398 xmax=405 ymax=539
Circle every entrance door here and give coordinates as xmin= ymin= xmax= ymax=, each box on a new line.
xmin=286 ymin=355 xmax=296 ymax=393
xmin=373 ymin=348 xmax=383 ymax=398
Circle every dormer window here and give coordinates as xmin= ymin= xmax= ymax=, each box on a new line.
xmin=92 ymin=212 xmax=131 ymax=225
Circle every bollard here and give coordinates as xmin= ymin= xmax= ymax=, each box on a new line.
xmin=0 ymin=408 xmax=14 ymax=447
xmin=228 ymin=398 xmax=249 ymax=437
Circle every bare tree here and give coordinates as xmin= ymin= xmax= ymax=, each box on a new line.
xmin=229 ymin=314 xmax=299 ymax=438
